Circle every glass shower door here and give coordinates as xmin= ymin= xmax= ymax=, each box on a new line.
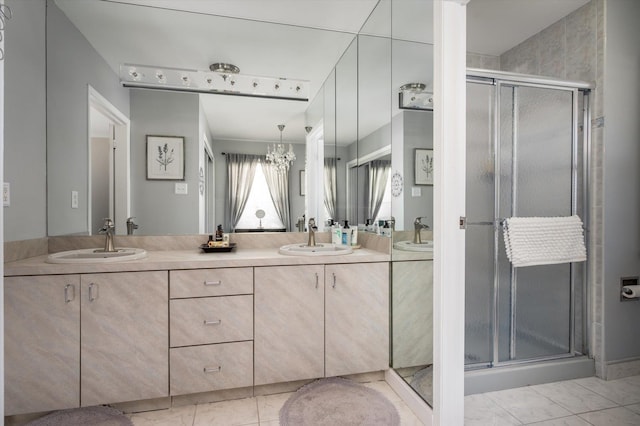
xmin=465 ymin=78 xmax=583 ymax=367
xmin=498 ymin=84 xmax=575 ymax=361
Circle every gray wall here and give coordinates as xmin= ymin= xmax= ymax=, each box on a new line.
xmin=130 ymin=90 xmax=200 ymax=235
xmin=46 ymin=1 xmax=129 ymax=236
xmin=402 ymin=110 xmax=433 ymax=229
xmin=212 ymin=139 xmax=305 ymax=231
xmin=4 ymin=0 xmax=46 ymax=242
xmin=603 ymin=0 xmax=640 ymax=363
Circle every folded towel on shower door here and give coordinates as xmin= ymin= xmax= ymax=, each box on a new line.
xmin=503 ymin=215 xmax=587 ymax=267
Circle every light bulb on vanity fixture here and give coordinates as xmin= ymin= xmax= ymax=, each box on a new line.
xmin=119 ymin=62 xmax=309 ymax=101
xmin=266 ymin=124 xmax=296 ymax=174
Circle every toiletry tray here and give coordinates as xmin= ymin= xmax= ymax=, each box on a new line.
xmin=199 ymin=243 xmax=236 ymax=253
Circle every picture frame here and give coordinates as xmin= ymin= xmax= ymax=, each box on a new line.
xmin=300 ymin=170 xmax=306 ymax=196
xmin=146 ymin=135 xmax=185 ymax=180
xmin=414 ymin=148 xmax=434 ymax=185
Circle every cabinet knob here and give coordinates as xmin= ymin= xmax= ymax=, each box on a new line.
xmin=203 ymin=366 xmax=221 ymax=373
xmin=64 ymin=284 xmax=75 ymax=303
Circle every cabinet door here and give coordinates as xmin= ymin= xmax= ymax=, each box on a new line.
xmin=5 ymin=275 xmax=80 ymax=415
xmin=81 ymin=271 xmax=168 ymax=406
xmin=255 ymin=265 xmax=324 ymax=385
xmin=325 ymin=262 xmax=389 ymax=377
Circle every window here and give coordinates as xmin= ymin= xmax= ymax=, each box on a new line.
xmin=235 ymin=163 xmax=284 ymax=229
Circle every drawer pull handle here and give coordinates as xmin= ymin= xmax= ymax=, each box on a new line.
xmin=204 ymin=280 xmax=222 ymax=286
xmin=204 ymin=366 xmax=221 ymax=373
xmin=88 ymin=283 xmax=98 ymax=301
xmin=332 ymin=273 xmax=337 ymax=289
xmin=315 ymin=272 xmax=319 ymax=289
xmin=204 ymin=319 xmax=222 ymax=326
xmin=64 ymin=284 xmax=75 ymax=303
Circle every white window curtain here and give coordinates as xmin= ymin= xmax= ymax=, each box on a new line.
xmin=225 ymin=153 xmax=260 ymax=231
xmin=262 ymin=163 xmax=291 ymax=231
xmin=367 ymin=159 xmax=391 ymax=221
xmin=324 ymin=158 xmax=337 ymax=221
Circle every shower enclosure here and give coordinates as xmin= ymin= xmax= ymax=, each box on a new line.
xmin=465 ymin=70 xmax=592 ymax=374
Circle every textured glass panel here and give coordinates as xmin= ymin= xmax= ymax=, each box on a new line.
xmin=466 ymin=83 xmax=495 ymax=221
xmin=465 ymin=225 xmax=494 ymax=365
xmin=515 ymin=264 xmax=571 ymax=358
xmin=465 ymin=82 xmax=494 ymax=366
xmin=515 ymin=87 xmax=573 ymax=216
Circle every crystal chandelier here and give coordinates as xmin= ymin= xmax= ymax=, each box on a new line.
xmin=266 ymin=124 xmax=296 ymax=173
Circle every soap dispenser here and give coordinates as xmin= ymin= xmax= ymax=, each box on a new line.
xmin=341 ymin=220 xmax=351 ymax=246
xmin=332 ymin=221 xmax=342 ymax=245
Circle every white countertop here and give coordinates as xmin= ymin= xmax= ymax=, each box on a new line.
xmin=5 ymin=247 xmax=391 ymax=276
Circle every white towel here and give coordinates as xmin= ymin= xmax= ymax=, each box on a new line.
xmin=503 ymin=216 xmax=587 ymax=267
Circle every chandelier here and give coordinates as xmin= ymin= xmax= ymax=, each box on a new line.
xmin=266 ymin=124 xmax=296 ymax=173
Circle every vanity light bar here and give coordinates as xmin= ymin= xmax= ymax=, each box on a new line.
xmin=399 ymin=90 xmax=434 ymax=111
xmin=120 ymin=64 xmax=309 ymax=102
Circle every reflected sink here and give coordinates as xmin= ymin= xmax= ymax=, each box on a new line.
xmin=393 ymin=240 xmax=434 ymax=252
xmin=47 ymin=248 xmax=147 ymax=264
xmin=279 ymin=243 xmax=353 ymax=256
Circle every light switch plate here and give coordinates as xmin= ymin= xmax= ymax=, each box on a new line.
xmin=3 ymin=182 xmax=9 ymax=207
xmin=411 ymin=187 xmax=422 ymax=197
xmin=71 ymin=190 xmax=79 ymax=209
xmin=175 ymin=182 xmax=188 ymax=195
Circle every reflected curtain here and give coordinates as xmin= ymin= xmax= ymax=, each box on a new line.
xmin=262 ymin=162 xmax=291 ymax=231
xmin=367 ymin=160 xmax=391 ymax=221
xmin=324 ymin=158 xmax=337 ymax=221
xmin=225 ymin=153 xmax=260 ymax=231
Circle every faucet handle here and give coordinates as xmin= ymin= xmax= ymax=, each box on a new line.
xmin=308 ymin=217 xmax=317 ymax=229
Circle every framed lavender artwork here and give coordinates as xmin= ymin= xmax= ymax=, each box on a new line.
xmin=146 ymin=135 xmax=185 ymax=180
xmin=415 ymin=148 xmax=433 ymax=185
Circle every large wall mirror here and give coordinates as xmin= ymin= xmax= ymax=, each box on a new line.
xmin=44 ymin=0 xmax=365 ymax=236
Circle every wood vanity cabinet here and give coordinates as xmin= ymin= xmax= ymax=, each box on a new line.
xmin=5 ymin=270 xmax=169 ymax=414
xmin=5 ymin=274 xmax=81 ymax=416
xmin=80 ymin=271 xmax=169 ymax=406
xmin=255 ymin=262 xmax=390 ymax=385
xmin=254 ymin=265 xmax=325 ymax=385
xmin=169 ymin=267 xmax=254 ymax=396
xmin=325 ymin=262 xmax=390 ymax=377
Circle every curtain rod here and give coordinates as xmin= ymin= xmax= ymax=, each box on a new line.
xmin=221 ymin=152 xmax=341 ymax=160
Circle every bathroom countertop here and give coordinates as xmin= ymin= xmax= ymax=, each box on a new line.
xmin=4 ymin=246 xmax=391 ymax=277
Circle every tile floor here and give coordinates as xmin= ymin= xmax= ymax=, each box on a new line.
xmin=465 ymin=374 xmax=640 ymax=425
xmin=126 ymin=374 xmax=640 ymax=425
xmin=127 ymin=381 xmax=424 ymax=426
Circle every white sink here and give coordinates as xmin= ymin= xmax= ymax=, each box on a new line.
xmin=279 ymin=243 xmax=353 ymax=256
xmin=47 ymin=248 xmax=147 ymax=264
xmin=393 ymin=240 xmax=434 ymax=252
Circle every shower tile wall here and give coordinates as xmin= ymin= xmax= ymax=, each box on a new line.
xmin=467 ymin=0 xmax=605 ymax=377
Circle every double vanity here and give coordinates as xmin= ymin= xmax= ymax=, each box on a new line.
xmin=4 ymin=233 xmax=392 ymax=417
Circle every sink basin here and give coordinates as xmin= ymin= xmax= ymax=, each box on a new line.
xmin=47 ymin=248 xmax=147 ymax=264
xmin=279 ymin=243 xmax=353 ymax=256
xmin=393 ymin=240 xmax=434 ymax=252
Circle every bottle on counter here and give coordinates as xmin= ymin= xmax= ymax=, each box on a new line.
xmin=341 ymin=220 xmax=351 ymax=246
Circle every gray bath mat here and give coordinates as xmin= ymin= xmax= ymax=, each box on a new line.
xmin=26 ymin=405 xmax=132 ymax=426
xmin=280 ymin=377 xmax=400 ymax=426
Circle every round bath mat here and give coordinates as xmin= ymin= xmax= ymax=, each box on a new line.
xmin=26 ymin=405 xmax=133 ymax=426
xmin=280 ymin=377 xmax=400 ymax=426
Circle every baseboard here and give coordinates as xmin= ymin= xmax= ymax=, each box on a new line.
xmin=605 ymin=357 xmax=640 ymax=380
xmin=385 ymin=369 xmax=432 ymax=425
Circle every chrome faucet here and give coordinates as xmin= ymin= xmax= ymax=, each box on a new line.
xmin=98 ymin=218 xmax=116 ymax=252
xmin=126 ymin=217 xmax=139 ymax=235
xmin=307 ymin=217 xmax=318 ymax=247
xmin=413 ymin=216 xmax=430 ymax=244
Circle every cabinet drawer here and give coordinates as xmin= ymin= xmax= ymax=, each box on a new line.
xmin=170 ymin=268 xmax=253 ymax=298
xmin=170 ymin=341 xmax=253 ymax=396
xmin=170 ymin=295 xmax=253 ymax=347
